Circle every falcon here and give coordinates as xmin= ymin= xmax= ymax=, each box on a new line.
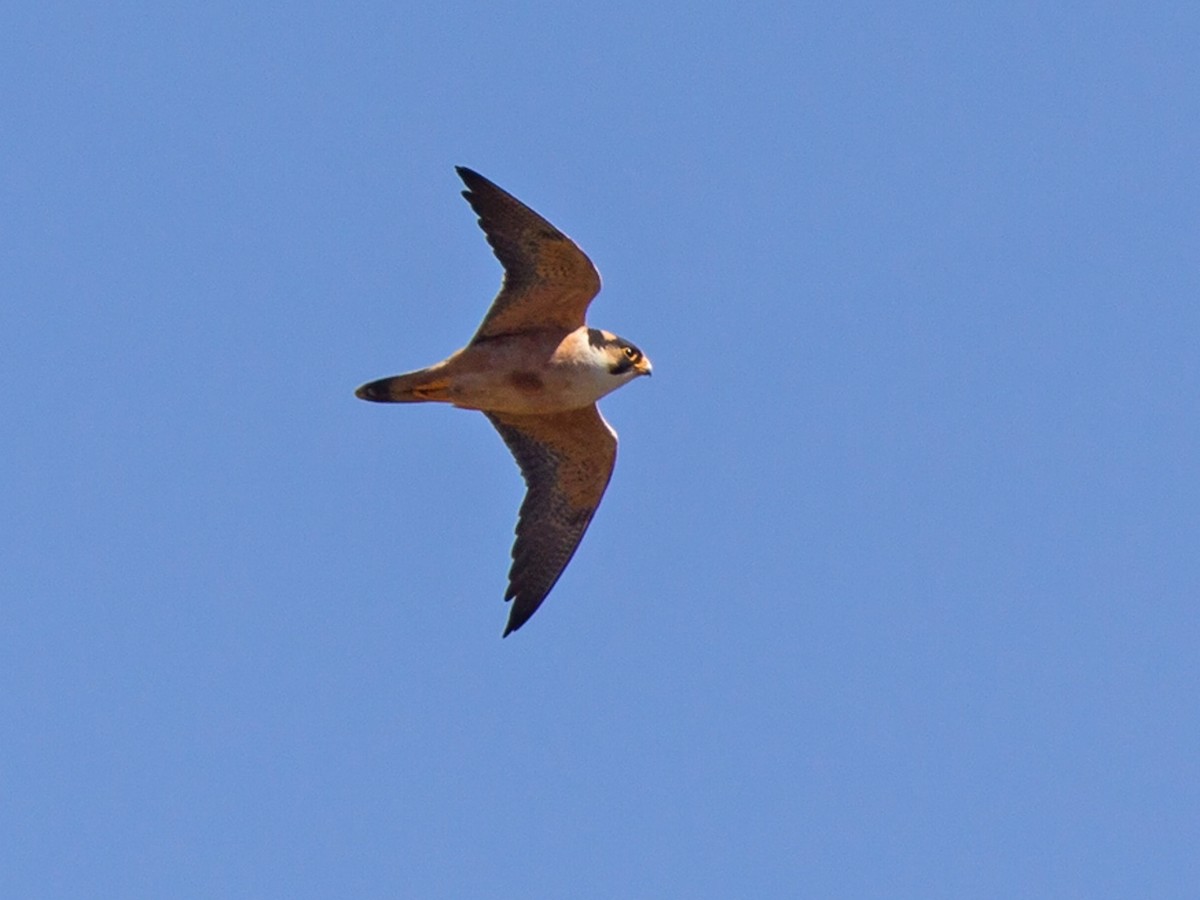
xmin=356 ymin=167 xmax=652 ymax=636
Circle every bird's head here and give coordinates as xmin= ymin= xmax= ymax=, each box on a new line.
xmin=588 ymin=328 xmax=653 ymax=381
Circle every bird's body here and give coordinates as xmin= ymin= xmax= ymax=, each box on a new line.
xmin=359 ymin=326 xmax=640 ymax=415
xmin=356 ymin=167 xmax=651 ymax=636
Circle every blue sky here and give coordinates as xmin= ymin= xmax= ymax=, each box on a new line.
xmin=4 ymin=2 xmax=1198 ymax=897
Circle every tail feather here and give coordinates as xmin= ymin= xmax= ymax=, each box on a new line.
xmin=355 ymin=369 xmax=449 ymax=403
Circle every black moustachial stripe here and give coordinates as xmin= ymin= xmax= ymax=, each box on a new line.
xmin=589 ymin=327 xmax=643 ymax=374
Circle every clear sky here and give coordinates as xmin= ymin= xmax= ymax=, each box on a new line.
xmin=4 ymin=2 xmax=1198 ymax=897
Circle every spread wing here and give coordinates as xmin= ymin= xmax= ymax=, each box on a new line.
xmin=485 ymin=405 xmax=618 ymax=636
xmin=457 ymin=166 xmax=602 ymax=343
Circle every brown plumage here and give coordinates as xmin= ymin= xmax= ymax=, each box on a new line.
xmin=486 ymin=406 xmax=617 ymax=635
xmin=356 ymin=167 xmax=651 ymax=636
xmin=456 ymin=166 xmax=602 ymax=342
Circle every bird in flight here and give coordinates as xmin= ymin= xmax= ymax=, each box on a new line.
xmin=356 ymin=167 xmax=652 ymax=636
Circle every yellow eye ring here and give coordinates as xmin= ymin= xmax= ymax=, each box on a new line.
xmin=623 ymin=346 xmax=638 ymax=360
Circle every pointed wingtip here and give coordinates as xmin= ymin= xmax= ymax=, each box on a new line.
xmin=502 ymin=603 xmax=524 ymax=638
xmin=501 ymin=604 xmax=532 ymax=638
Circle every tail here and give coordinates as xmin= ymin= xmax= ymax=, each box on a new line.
xmin=355 ymin=368 xmax=451 ymax=403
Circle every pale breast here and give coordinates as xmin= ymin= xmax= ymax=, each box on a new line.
xmin=441 ymin=328 xmax=622 ymax=414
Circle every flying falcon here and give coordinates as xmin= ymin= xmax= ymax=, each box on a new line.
xmin=356 ymin=167 xmax=652 ymax=636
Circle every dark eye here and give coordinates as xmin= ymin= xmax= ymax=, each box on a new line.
xmin=623 ymin=346 xmax=638 ymax=360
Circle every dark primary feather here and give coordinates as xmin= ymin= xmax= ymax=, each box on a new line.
xmin=456 ymin=166 xmax=601 ymax=342
xmin=485 ymin=406 xmax=617 ymax=636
